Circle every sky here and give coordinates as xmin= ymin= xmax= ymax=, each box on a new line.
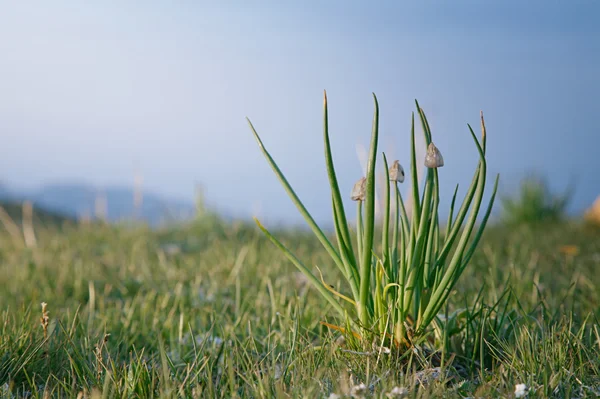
xmin=1 ymin=1 xmax=599 ymax=225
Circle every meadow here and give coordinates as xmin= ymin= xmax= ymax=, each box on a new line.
xmin=1 ymin=209 xmax=599 ymax=398
xmin=2 ymin=98 xmax=600 ymax=398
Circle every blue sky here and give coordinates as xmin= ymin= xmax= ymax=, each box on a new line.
xmin=1 ymin=1 xmax=599 ymax=224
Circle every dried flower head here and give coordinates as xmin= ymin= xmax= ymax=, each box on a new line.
xmin=351 ymin=177 xmax=366 ymax=201
xmin=40 ymin=302 xmax=49 ymax=339
xmin=389 ymin=160 xmax=405 ymax=183
xmin=424 ymin=142 xmax=444 ymax=168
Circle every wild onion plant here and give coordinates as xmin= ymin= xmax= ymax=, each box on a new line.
xmin=247 ymin=92 xmax=499 ymax=350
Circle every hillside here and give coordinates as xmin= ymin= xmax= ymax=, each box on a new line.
xmin=0 ymin=200 xmax=74 ymax=228
xmin=0 ymin=183 xmax=196 ymax=226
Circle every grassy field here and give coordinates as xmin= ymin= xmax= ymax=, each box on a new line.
xmin=1 ymin=214 xmax=599 ymax=398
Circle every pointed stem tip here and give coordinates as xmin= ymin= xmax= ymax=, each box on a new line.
xmin=480 ymin=110 xmax=486 ymax=141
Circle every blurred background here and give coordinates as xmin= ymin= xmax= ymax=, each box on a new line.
xmin=1 ymin=0 xmax=599 ymax=227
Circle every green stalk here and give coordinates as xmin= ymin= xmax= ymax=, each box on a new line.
xmin=358 ymin=94 xmax=380 ymax=329
xmin=406 ymin=113 xmax=420 ymax=275
xmin=382 ymin=154 xmax=391 ymax=276
xmin=392 ymin=182 xmax=400 ymax=282
xmin=396 ymin=207 xmax=408 ymax=342
xmin=437 ymin=118 xmax=487 ymax=266
xmin=332 ymin=199 xmax=360 ymax=301
xmin=375 ymin=264 xmax=386 ymax=333
xmin=420 ymin=201 xmax=439 ymax=320
xmin=323 ymin=92 xmax=359 ymax=293
xmin=430 ymin=213 xmax=440 ymax=284
xmin=396 ymin=185 xmax=410 ymax=243
xmin=459 ymin=174 xmax=499 ymax=271
xmin=436 ymin=165 xmax=480 ymax=266
xmin=419 ymin=127 xmax=487 ymax=330
xmin=422 ymin=191 xmax=438 ymax=286
xmin=426 ymin=174 xmax=497 ymax=341
xmin=406 ymin=99 xmax=438 ymax=316
xmin=405 ymin=168 xmax=434 ymax=320
xmin=254 ymin=218 xmax=354 ymax=325
xmin=416 ymin=101 xmax=433 ymax=143
xmin=357 ymin=201 xmax=363 ymax=269
xmin=409 ymin=113 xmax=421 ymax=224
xmin=445 ymin=185 xmax=460 ymax=238
xmin=415 ymin=101 xmax=439 ymax=307
xmin=423 ymin=171 xmax=440 ymax=289
xmin=247 ymin=119 xmax=349 ymax=280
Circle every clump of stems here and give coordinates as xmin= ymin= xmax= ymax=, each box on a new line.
xmin=248 ymin=92 xmax=498 ymax=349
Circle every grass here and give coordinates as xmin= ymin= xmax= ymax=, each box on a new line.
xmin=1 ymin=215 xmax=599 ymax=398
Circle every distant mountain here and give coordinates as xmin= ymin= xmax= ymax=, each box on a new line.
xmin=0 ymin=183 xmax=13 ymax=200
xmin=0 ymin=182 xmax=196 ymax=226
xmin=0 ymin=200 xmax=74 ymax=227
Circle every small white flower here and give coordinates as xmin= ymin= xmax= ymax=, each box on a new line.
xmin=514 ymin=383 xmax=528 ymax=398
xmin=387 ymin=386 xmax=408 ymax=398
xmin=350 ymin=382 xmax=368 ymax=398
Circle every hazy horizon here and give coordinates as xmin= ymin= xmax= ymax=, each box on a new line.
xmin=2 ymin=1 xmax=599 ymax=225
